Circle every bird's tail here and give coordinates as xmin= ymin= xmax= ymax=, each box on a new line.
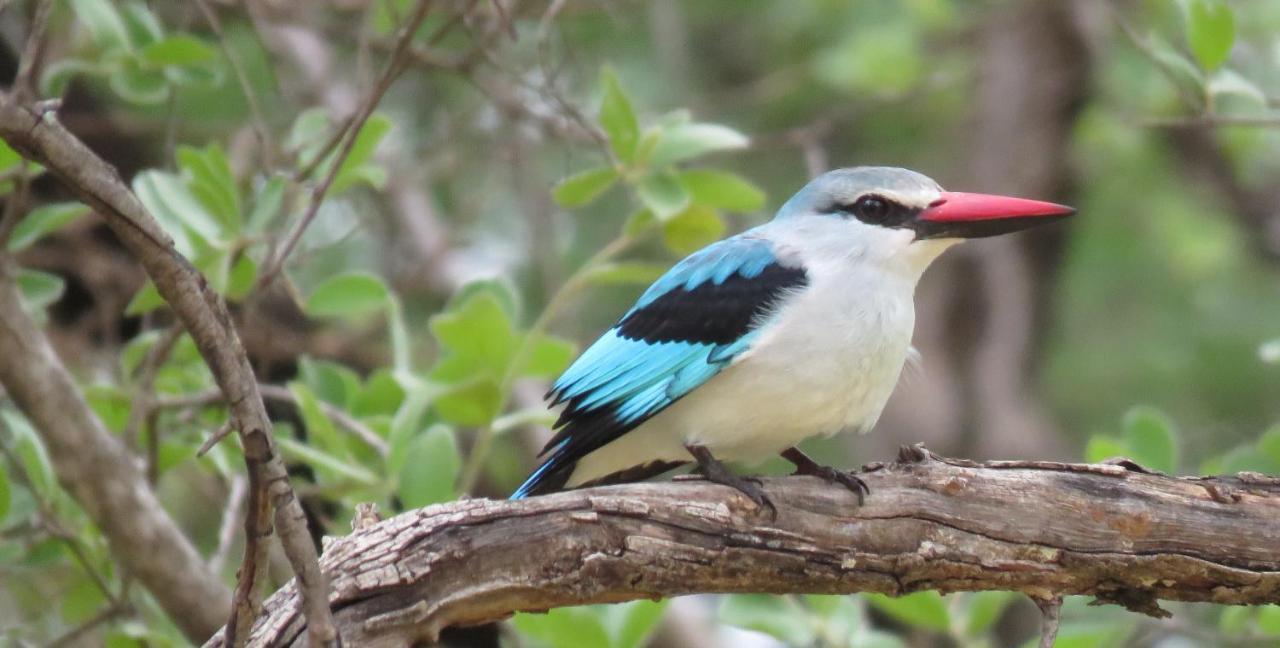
xmin=510 ymin=444 xmax=575 ymax=499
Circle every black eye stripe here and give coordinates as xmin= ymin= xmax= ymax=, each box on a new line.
xmin=834 ymin=194 xmax=918 ymax=227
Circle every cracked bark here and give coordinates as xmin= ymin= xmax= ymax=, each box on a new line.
xmin=209 ymin=450 xmax=1280 ymax=647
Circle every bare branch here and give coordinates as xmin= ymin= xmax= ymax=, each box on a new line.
xmin=257 ymin=0 xmax=443 ymax=290
xmin=213 ymin=450 xmax=1280 ymax=647
xmin=0 ymin=95 xmax=335 ymax=645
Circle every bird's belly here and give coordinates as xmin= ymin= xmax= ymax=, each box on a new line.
xmin=671 ymin=279 xmax=915 ymax=461
xmin=565 ymin=266 xmax=916 ymax=487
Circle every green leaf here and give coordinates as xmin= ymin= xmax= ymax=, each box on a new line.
xmin=2 ymin=410 xmax=54 ymax=497
xmin=964 ymin=591 xmax=1014 ymax=637
xmin=433 ymin=379 xmax=502 ymax=426
xmin=288 ymin=382 xmax=346 ymax=459
xmin=62 ymin=577 xmax=109 ymax=625
xmin=429 ymin=291 xmax=520 ymax=380
xmin=637 ymin=171 xmax=690 ymax=221
xmin=7 ymin=203 xmax=90 ymax=252
xmin=71 ymin=0 xmax=131 ymax=49
xmin=110 ymin=56 xmax=170 ymax=105
xmin=177 ymin=143 xmax=241 ymax=233
xmin=585 ymin=262 xmax=669 ymax=286
xmin=718 ymin=595 xmax=814 ymax=645
xmin=599 ymin=66 xmax=640 ymax=162
xmin=522 ymin=335 xmax=576 ymax=378
xmin=225 ymin=254 xmax=257 ymax=301
xmin=298 ymin=356 xmax=362 ymax=408
xmin=276 ymin=436 xmax=379 ymax=486
xmin=140 ymin=35 xmax=218 ymax=67
xmin=647 ymin=123 xmax=749 ymax=168
xmin=86 ymin=384 xmax=131 ymax=433
xmin=0 ymin=463 xmax=10 ymax=523
xmin=353 ymin=369 xmax=406 ymax=418
xmin=120 ymin=2 xmax=164 ymax=48
xmin=1207 ymin=69 xmax=1267 ymax=106
xmin=514 ymin=605 xmax=614 ymax=648
xmin=815 ymin=22 xmax=923 ymax=96
xmin=305 ymin=272 xmax=392 ymax=319
xmin=41 ymin=59 xmax=105 ymax=97
xmin=1258 ymin=426 xmax=1280 ymax=466
xmin=1219 ymin=604 xmax=1252 ymax=634
xmin=133 ymin=169 xmax=224 ymax=253
xmin=247 ymin=175 xmax=287 ymax=234
xmin=125 ymin=280 xmax=165 ymax=316
xmin=1122 ymin=406 xmax=1178 ymax=473
xmin=553 ymin=167 xmax=619 ymax=208
xmin=16 ymin=268 xmax=66 ymax=313
xmin=662 ymin=205 xmax=725 ymax=255
xmin=397 ymin=424 xmax=460 ymax=508
xmin=1258 ymin=605 xmax=1280 ymax=635
xmin=680 ymin=169 xmax=765 ymax=213
xmin=866 ymin=592 xmax=951 ymax=633
xmin=604 ymin=600 xmax=668 ymax=648
xmin=1183 ymin=0 xmax=1235 ymax=71
xmin=1084 ymin=435 xmax=1126 ymax=464
xmin=331 ymin=114 xmax=393 ymax=194
xmin=623 ymin=208 xmax=658 ymax=237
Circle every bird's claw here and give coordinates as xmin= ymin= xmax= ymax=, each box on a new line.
xmin=794 ymin=463 xmax=869 ymax=505
xmin=697 ymin=463 xmax=776 ymax=516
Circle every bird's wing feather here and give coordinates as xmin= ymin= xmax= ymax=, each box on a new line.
xmin=512 ymin=233 xmax=808 ymax=498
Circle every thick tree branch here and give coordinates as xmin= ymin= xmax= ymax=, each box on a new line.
xmin=0 ymin=96 xmax=335 ymax=644
xmin=0 ymin=258 xmax=231 ymax=640
xmin=212 ymin=448 xmax=1280 ymax=647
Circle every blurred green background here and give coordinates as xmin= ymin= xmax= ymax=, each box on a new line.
xmin=0 ymin=0 xmax=1278 ymax=646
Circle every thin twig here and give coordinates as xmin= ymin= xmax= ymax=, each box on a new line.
xmin=256 ymin=0 xmax=439 ymax=290
xmin=194 ymin=0 xmax=275 ymax=170
xmin=123 ymin=325 xmax=184 ymax=452
xmin=1139 ymin=114 xmax=1280 ymax=129
xmin=1032 ymin=595 xmax=1063 ymax=648
xmin=198 ymin=419 xmax=236 ymax=457
xmin=11 ymin=0 xmax=55 ymax=104
xmin=158 ymin=384 xmax=389 ymax=457
xmin=47 ymin=601 xmax=134 ymax=648
xmin=210 ymin=474 xmax=248 ymax=575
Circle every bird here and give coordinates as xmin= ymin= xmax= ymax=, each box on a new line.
xmin=511 ymin=166 xmax=1074 ymax=509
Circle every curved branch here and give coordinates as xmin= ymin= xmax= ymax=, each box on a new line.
xmin=213 ymin=449 xmax=1280 ymax=647
xmin=0 ymin=96 xmax=334 ymax=643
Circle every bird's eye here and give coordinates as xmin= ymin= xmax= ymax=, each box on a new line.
xmin=854 ymin=195 xmax=891 ymax=222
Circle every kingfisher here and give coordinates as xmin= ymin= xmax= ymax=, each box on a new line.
xmin=512 ymin=166 xmax=1073 ymax=509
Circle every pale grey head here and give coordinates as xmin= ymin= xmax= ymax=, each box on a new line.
xmin=772 ymin=166 xmax=1073 ymax=241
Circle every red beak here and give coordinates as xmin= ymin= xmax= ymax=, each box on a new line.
xmin=915 ymin=191 xmax=1075 ymax=239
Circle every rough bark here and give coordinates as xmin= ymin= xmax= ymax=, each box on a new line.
xmin=0 ymin=258 xmax=232 ymax=640
xmin=210 ymin=449 xmax=1280 ymax=647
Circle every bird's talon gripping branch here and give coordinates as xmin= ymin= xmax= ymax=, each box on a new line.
xmin=687 ymin=444 xmax=776 ymax=515
xmin=782 ymin=447 xmax=868 ymax=504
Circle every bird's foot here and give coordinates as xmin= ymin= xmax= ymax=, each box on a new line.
xmin=781 ymin=447 xmax=869 ymax=505
xmin=685 ymin=444 xmax=776 ymax=516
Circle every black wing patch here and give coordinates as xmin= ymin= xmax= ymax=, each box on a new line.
xmin=616 ymin=263 xmax=808 ymax=345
